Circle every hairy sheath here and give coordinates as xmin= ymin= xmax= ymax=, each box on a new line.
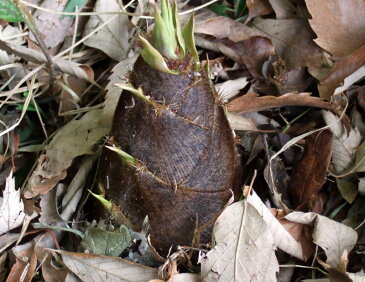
xmin=99 ymin=0 xmax=241 ymax=254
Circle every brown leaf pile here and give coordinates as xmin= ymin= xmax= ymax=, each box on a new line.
xmin=0 ymin=0 xmax=365 ymax=281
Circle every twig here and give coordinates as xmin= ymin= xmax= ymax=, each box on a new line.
xmin=12 ymin=0 xmax=55 ymax=87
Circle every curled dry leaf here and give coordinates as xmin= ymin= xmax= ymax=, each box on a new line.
xmin=322 ymin=110 xmax=360 ymax=203
xmin=289 ymin=130 xmax=333 ymax=213
xmin=227 ymin=92 xmax=337 ymax=114
xmin=195 ymin=16 xmax=264 ymax=42
xmin=272 ymin=209 xmax=315 ymax=260
xmin=25 ymin=109 xmax=108 ymax=198
xmin=319 ymin=45 xmax=365 ymax=100
xmin=285 ymin=212 xmax=358 ymax=270
xmin=334 ymin=66 xmax=365 ymax=96
xmin=226 ymin=112 xmax=260 ymax=132
xmin=305 ymin=0 xmax=365 ymax=58
xmin=41 ymin=252 xmax=68 ymax=282
xmin=252 ymin=18 xmax=324 ymax=71
xmin=201 ymin=200 xmax=279 ymax=281
xmin=220 ymin=37 xmax=275 ymax=78
xmin=83 ymin=0 xmax=129 ymax=61
xmin=6 ymin=243 xmax=37 ymax=282
xmin=246 ymin=190 xmax=305 ymax=260
xmin=58 ymin=250 xmax=158 ymax=281
xmin=215 ymin=77 xmax=249 ymax=102
xmin=268 ymin=0 xmax=297 ymax=19
xmin=246 ymin=0 xmax=273 ymax=22
xmin=0 ymin=172 xmax=25 ymax=235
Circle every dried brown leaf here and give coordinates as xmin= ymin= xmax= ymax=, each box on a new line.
xmin=272 ymin=210 xmax=315 ymax=260
xmin=252 ymin=18 xmax=324 ymax=70
xmin=247 ymin=190 xmax=306 ymax=260
xmin=268 ymin=0 xmax=297 ymax=19
xmin=319 ymin=45 xmax=365 ymax=100
xmin=6 ymin=244 xmax=37 ymax=282
xmin=216 ymin=77 xmax=249 ymax=101
xmin=305 ymin=0 xmax=365 ymax=58
xmin=286 ymin=212 xmax=358 ymax=269
xmin=220 ymin=37 xmax=274 ymax=77
xmin=58 ymin=250 xmax=158 ymax=281
xmin=83 ymin=0 xmax=129 ymax=61
xmin=246 ymin=0 xmax=273 ymax=22
xmin=195 ymin=16 xmax=264 ymax=42
xmin=0 ymin=41 xmax=94 ymax=81
xmin=289 ymin=130 xmax=333 ymax=212
xmin=226 ymin=113 xmax=259 ymax=132
xmin=41 ymin=253 xmax=68 ymax=282
xmin=201 ymin=200 xmax=279 ymax=281
xmin=322 ymin=111 xmax=361 ymax=174
xmin=25 ymin=110 xmax=108 ymax=198
xmin=227 ymin=92 xmax=336 ymax=114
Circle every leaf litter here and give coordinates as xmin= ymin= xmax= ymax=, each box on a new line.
xmin=0 ymin=0 xmax=364 ymax=281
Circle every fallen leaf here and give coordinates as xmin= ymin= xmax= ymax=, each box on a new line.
xmin=322 ymin=111 xmax=360 ymax=202
xmin=58 ymin=250 xmax=158 ymax=281
xmin=102 ymin=56 xmax=137 ymax=126
xmin=195 ymin=16 xmax=264 ymax=42
xmin=61 ymin=156 xmax=96 ymax=219
xmin=0 ymin=253 xmax=7 ymax=282
xmin=83 ymin=0 xmax=129 ymax=61
xmin=79 ymin=226 xmax=131 ymax=257
xmin=201 ymin=200 xmax=279 ymax=281
xmin=220 ymin=37 xmax=275 ymax=78
xmin=246 ymin=0 xmax=273 ymax=22
xmin=289 ymin=130 xmax=333 ymax=212
xmin=25 ymin=109 xmax=108 ymax=198
xmin=41 ymin=252 xmax=69 ymax=282
xmin=268 ymin=0 xmax=297 ymax=19
xmin=319 ymin=45 xmax=365 ymax=100
xmin=6 ymin=243 xmax=37 ymax=282
xmin=273 ymin=210 xmax=315 ymax=260
xmin=0 ymin=40 xmax=94 ymax=81
xmin=246 ymin=189 xmax=306 ymax=260
xmin=322 ymin=110 xmax=361 ymax=174
xmin=305 ymin=0 xmax=365 ymax=58
xmin=0 ymin=172 xmax=25 ymax=235
xmin=29 ymin=0 xmax=75 ymax=49
xmin=285 ymin=212 xmax=358 ymax=269
xmin=227 ymin=112 xmax=260 ymax=132
xmin=252 ymin=18 xmax=324 ymax=71
xmin=227 ymin=92 xmax=337 ymax=114
xmin=347 ymin=271 xmax=365 ymax=281
xmin=334 ymin=66 xmax=365 ymax=96
xmin=215 ymin=77 xmax=249 ymax=101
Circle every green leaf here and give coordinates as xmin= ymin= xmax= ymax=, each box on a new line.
xmin=182 ymin=14 xmax=199 ymax=62
xmin=63 ymin=0 xmax=87 ymax=17
xmin=139 ymin=35 xmax=177 ymax=74
xmin=79 ymin=226 xmax=131 ymax=257
xmin=172 ymin=1 xmax=185 ymax=56
xmin=0 ymin=1 xmax=23 ymax=22
xmin=152 ymin=4 xmax=177 ymax=59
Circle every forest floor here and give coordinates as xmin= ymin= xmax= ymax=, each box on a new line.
xmin=0 ymin=0 xmax=364 ymax=281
